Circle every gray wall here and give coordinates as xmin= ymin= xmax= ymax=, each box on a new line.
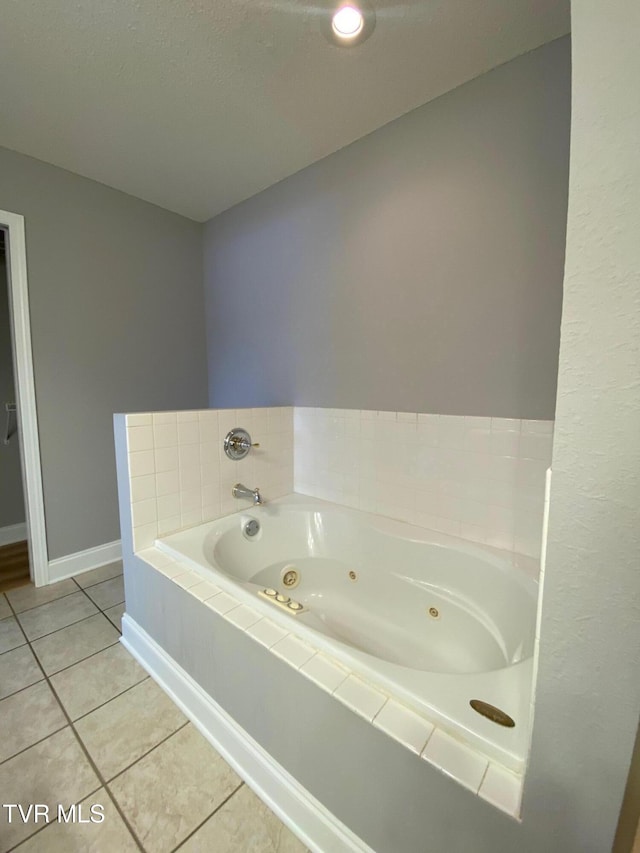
xmin=0 ymin=147 xmax=208 ymax=559
xmin=0 ymin=255 xmax=26 ymax=529
xmin=203 ymin=37 xmax=570 ymax=420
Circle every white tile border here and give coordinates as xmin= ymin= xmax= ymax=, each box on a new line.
xmin=138 ymin=546 xmax=524 ymax=818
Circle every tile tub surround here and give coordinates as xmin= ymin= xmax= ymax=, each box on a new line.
xmin=0 ymin=574 xmax=306 ymax=853
xmin=130 ymin=545 xmax=525 ymax=820
xmin=294 ymin=409 xmax=553 ymax=559
xmin=124 ymin=407 xmax=294 ymax=552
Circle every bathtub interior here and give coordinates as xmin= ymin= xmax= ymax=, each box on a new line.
xmin=166 ymin=499 xmax=536 ymax=677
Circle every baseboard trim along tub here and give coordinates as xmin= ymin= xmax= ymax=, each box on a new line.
xmin=121 ymin=614 xmax=375 ymax=853
xmin=48 ymin=539 xmax=122 ymax=584
xmin=0 ymin=522 xmax=27 ymax=547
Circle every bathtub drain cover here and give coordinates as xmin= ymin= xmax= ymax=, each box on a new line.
xmin=469 ymin=699 xmax=515 ymax=728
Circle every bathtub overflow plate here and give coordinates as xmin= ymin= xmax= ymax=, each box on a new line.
xmin=244 ymin=519 xmax=260 ymax=538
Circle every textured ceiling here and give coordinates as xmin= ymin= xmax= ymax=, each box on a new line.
xmin=0 ymin=0 xmax=570 ymax=221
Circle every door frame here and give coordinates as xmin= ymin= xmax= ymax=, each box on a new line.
xmin=1 ymin=209 xmax=48 ymax=586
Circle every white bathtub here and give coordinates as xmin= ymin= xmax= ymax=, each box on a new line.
xmin=156 ymin=494 xmax=537 ymax=771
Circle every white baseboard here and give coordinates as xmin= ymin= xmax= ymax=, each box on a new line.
xmin=121 ymin=615 xmax=372 ymax=853
xmin=0 ymin=522 xmax=27 ymax=547
xmin=48 ymin=539 xmax=122 ymax=584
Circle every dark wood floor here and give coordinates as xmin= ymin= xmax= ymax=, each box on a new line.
xmin=0 ymin=539 xmax=31 ymax=593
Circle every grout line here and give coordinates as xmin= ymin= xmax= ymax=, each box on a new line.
xmin=0 ymin=722 xmax=69 ymax=768
xmin=4 ymin=609 xmax=116 ymax=656
xmin=0 ymin=673 xmax=46 ymax=703
xmin=36 ymin=638 xmax=122 ymax=679
xmin=171 ymin=781 xmax=245 ymax=852
xmin=7 ymin=587 xmax=82 ymax=616
xmin=105 ymin=720 xmax=190 ymax=784
xmin=68 ymin=674 xmax=151 ymax=724
xmin=73 ymin=571 xmax=123 ymax=593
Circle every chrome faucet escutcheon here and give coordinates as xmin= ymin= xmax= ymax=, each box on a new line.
xmin=232 ymin=483 xmax=263 ymax=505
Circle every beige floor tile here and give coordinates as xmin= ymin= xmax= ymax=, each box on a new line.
xmin=110 ymin=724 xmax=241 ymax=853
xmin=17 ymin=592 xmax=99 ymax=640
xmin=50 ymin=643 xmax=147 ymax=720
xmin=75 ymin=677 xmax=186 ymax=780
xmin=0 ymin=644 xmax=43 ymax=699
xmin=0 ymin=681 xmax=67 ymax=763
xmin=180 ymin=784 xmax=308 ymax=853
xmin=15 ymin=788 xmax=139 ymax=853
xmin=74 ymin=561 xmax=123 ymax=589
xmin=104 ymin=602 xmax=125 ymax=632
xmin=84 ymin=576 xmax=125 ymax=610
xmin=0 ymin=615 xmax=26 ymax=653
xmin=32 ymin=613 xmax=120 ymax=675
xmin=0 ymin=594 xmax=10 ymax=619
xmin=0 ymin=727 xmax=100 ymax=852
xmin=7 ymin=579 xmax=78 ymax=614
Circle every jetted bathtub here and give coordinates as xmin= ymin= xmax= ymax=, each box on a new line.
xmin=156 ymin=494 xmax=538 ymax=771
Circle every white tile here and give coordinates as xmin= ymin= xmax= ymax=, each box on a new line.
xmin=155 ymin=446 xmax=179 ymax=473
xmin=491 ymin=418 xmax=521 ymax=432
xmin=491 ymin=430 xmax=520 ymax=457
xmin=157 ymin=492 xmax=181 ymax=520
xmin=156 ymin=469 xmax=180 ymax=496
xmin=397 ymin=412 xmax=417 ymax=423
xmin=127 ymin=425 xmax=154 ymax=452
xmin=271 ymin=635 xmax=316 ymax=669
xmin=152 ymin=412 xmax=177 ymax=425
xmin=373 ymin=700 xmax=434 ymax=754
xmin=154 ymin=422 xmax=178 ymax=448
xmin=130 ymin=474 xmax=156 ymax=503
xmin=189 ymin=581 xmax=221 ymax=601
xmin=224 ymin=605 xmax=262 ymax=630
xmin=180 ymin=466 xmax=202 ymax=490
xmin=156 ymin=561 xmax=183 ymax=579
xmin=334 ymin=676 xmax=386 ymax=721
xmin=464 ymin=416 xmax=491 ymax=429
xmin=300 ymin=654 xmax=349 ymax=693
xmin=178 ymin=421 xmax=200 ymax=445
xmin=131 ymin=498 xmax=157 ymax=528
xmin=132 ymin=522 xmax=157 ymax=552
xmin=205 ymin=592 xmax=240 ymax=615
xmin=478 ymin=763 xmax=523 ymax=817
xmin=177 ymin=411 xmax=199 ymax=422
xmin=126 ymin=413 xmax=152 ymax=427
xmin=421 ymin=729 xmax=488 ymax=793
xmin=173 ymin=571 xmax=202 ymax=590
xmin=129 ymin=450 xmax=155 ymax=478
xmin=438 ymin=416 xmax=466 ymax=450
xmin=180 ymin=489 xmax=201 ymax=513
xmin=245 ymin=619 xmax=288 ymax=648
xmin=217 ymin=409 xmax=238 ymax=437
xmin=137 ymin=548 xmax=174 ymax=569
xmin=179 ymin=443 xmax=200 ymax=468
xmin=376 ymin=411 xmax=397 ymax=421
xmin=522 ymin=419 xmax=553 ymax=435
xmin=158 ymin=515 xmax=182 ymax=536
xmin=519 ymin=431 xmax=553 ymax=461
xmin=181 ymin=509 xmax=203 ymax=528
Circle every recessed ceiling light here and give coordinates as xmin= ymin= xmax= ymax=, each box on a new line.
xmin=323 ymin=1 xmax=376 ymax=47
xmin=332 ymin=5 xmax=364 ymax=39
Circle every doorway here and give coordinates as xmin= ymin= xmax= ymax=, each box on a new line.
xmin=0 ymin=230 xmax=29 ymax=590
xmin=0 ymin=210 xmax=48 ymax=587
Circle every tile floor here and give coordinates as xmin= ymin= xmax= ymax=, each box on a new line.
xmin=0 ymin=562 xmax=308 ymax=853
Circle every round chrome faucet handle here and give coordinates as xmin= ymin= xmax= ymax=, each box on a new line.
xmin=224 ymin=428 xmax=259 ymax=459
